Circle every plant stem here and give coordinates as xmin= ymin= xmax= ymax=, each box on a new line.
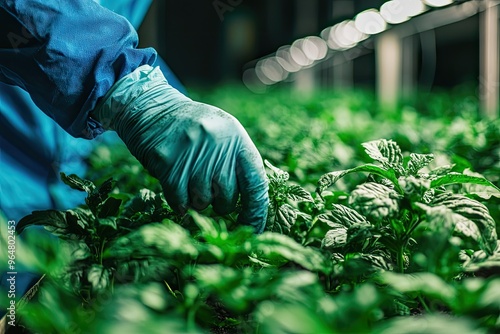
xmin=397 ymin=244 xmax=405 ymax=274
xmin=302 ymin=216 xmax=319 ymax=246
xmin=99 ymin=239 xmax=107 ymax=265
xmin=418 ymin=295 xmax=432 ymax=313
xmin=164 ymin=280 xmax=177 ymax=299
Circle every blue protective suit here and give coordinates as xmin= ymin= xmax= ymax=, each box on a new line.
xmin=0 ymin=0 xmax=185 ymax=306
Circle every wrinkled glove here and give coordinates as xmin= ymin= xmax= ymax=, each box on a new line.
xmin=95 ymin=65 xmax=268 ymax=233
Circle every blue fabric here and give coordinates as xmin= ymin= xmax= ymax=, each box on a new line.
xmin=0 ymin=0 xmax=157 ymax=139
xmin=96 ymin=0 xmax=153 ymax=30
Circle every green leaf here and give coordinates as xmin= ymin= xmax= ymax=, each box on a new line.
xmin=114 ymin=258 xmax=170 ymax=283
xmin=104 ymin=221 xmax=198 ymax=260
xmin=275 ymin=204 xmax=298 ymax=234
xmin=70 ymin=242 xmax=91 ymax=261
xmin=60 ymin=172 xmax=95 ymax=193
xmin=87 ymin=178 xmax=115 ymax=210
xmin=286 ymin=185 xmax=314 ymax=203
xmin=430 ymin=173 xmax=500 ymax=192
xmin=98 ymin=197 xmax=122 ymax=218
xmin=428 ymin=164 xmax=456 ymax=177
xmin=430 ymin=194 xmax=498 ymax=254
xmin=255 ymin=302 xmax=334 ymax=334
xmin=317 ymin=204 xmax=369 ymax=228
xmin=417 ymin=202 xmax=482 ymax=246
xmin=362 ymin=139 xmax=404 ymax=176
xmin=317 ymin=164 xmax=402 ymax=194
xmin=349 ymin=182 xmax=401 ymax=222
xmin=253 ymin=232 xmax=328 ymax=273
xmin=405 ymin=153 xmax=434 ymax=175
xmin=87 ymin=264 xmax=110 ymax=293
xmin=463 ymin=241 xmax=500 ymax=274
xmin=461 ymin=169 xmax=500 ymax=199
xmin=379 ymin=271 xmax=456 ymax=301
xmin=17 ymin=210 xmax=68 ymax=234
xmin=98 ymin=218 xmax=117 ymax=230
xmin=265 ymin=160 xmax=289 ymax=182
xmin=322 ymin=225 xmax=348 ymax=249
xmin=372 ymin=314 xmax=486 ymax=334
xmin=359 ymin=252 xmax=393 ymax=271
xmin=123 ymin=189 xmax=158 ymax=217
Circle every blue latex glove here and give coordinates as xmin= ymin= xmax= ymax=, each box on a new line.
xmin=95 ymin=65 xmax=269 ymax=233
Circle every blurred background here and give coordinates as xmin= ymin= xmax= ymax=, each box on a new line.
xmin=138 ymin=0 xmax=499 ymax=117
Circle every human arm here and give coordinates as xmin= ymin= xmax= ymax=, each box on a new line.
xmin=0 ymin=0 xmax=268 ymax=231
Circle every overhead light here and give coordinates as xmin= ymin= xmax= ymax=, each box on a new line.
xmin=255 ymin=57 xmax=288 ymax=84
xmin=423 ymin=0 xmax=454 ymax=7
xmin=242 ymin=68 xmax=268 ymax=92
xmin=263 ymin=57 xmax=288 ymax=82
xmin=323 ymin=20 xmax=368 ymax=50
xmin=290 ymin=39 xmax=315 ymax=66
xmin=380 ymin=1 xmax=410 ymax=24
xmin=404 ymin=0 xmax=427 ymax=17
xmin=276 ymin=46 xmax=302 ymax=73
xmin=255 ymin=60 xmax=276 ymax=85
xmin=301 ymin=36 xmax=328 ymax=61
xmin=354 ymin=9 xmax=388 ymax=35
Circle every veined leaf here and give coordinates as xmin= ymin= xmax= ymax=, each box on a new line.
xmin=87 ymin=178 xmax=115 ymax=211
xmin=87 ymin=264 xmax=110 ymax=294
xmin=322 ymin=224 xmax=348 ymax=249
xmin=428 ymin=164 xmax=456 ymax=177
xmin=430 ymin=194 xmax=497 ymax=254
xmin=462 ymin=169 xmax=500 ymax=199
xmin=98 ymin=218 xmax=117 ymax=230
xmin=65 ymin=208 xmax=91 ymax=231
xmin=359 ymin=252 xmax=393 ymax=271
xmin=405 ymin=153 xmax=434 ymax=176
xmin=123 ymin=189 xmax=158 ymax=217
xmin=276 ymin=204 xmax=298 ymax=234
xmin=98 ymin=197 xmax=122 ymax=218
xmin=60 ymin=172 xmax=95 ymax=193
xmin=349 ymin=182 xmax=401 ymax=222
xmin=362 ymin=139 xmax=404 ymax=176
xmin=317 ymin=204 xmax=369 ymax=228
xmin=286 ymin=185 xmax=314 ymax=203
xmin=463 ymin=241 xmax=500 ymax=273
xmin=253 ymin=232 xmax=328 ymax=273
xmin=430 ymin=173 xmax=500 ymax=192
xmin=417 ymin=203 xmax=481 ymax=244
xmin=17 ymin=210 xmax=67 ymax=234
xmin=265 ymin=160 xmax=289 ymax=182
xmin=317 ymin=164 xmax=402 ymax=194
xmin=267 ymin=204 xmax=299 ymax=234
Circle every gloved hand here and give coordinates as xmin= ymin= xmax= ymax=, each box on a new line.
xmin=94 ymin=65 xmax=269 ymax=233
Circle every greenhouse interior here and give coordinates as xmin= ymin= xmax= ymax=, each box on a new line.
xmin=1 ymin=0 xmax=499 ymax=333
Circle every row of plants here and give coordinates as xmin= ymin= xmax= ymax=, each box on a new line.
xmin=2 ymin=87 xmax=499 ymax=333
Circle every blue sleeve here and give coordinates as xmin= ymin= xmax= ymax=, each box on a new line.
xmin=0 ymin=0 xmax=157 ymax=139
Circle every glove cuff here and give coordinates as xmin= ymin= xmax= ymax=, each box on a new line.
xmin=93 ymin=65 xmax=190 ymax=130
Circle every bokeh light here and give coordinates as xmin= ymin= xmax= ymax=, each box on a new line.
xmin=301 ymin=36 xmax=328 ymax=61
xmin=290 ymin=39 xmax=315 ymax=67
xmin=354 ymin=9 xmax=388 ymax=35
xmin=327 ymin=20 xmax=368 ymax=50
xmin=276 ymin=46 xmax=302 ymax=73
xmin=424 ymin=0 xmax=454 ymax=7
xmin=380 ymin=1 xmax=410 ymax=24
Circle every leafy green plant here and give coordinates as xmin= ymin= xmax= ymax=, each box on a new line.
xmin=315 ymin=139 xmax=499 ymax=276
xmin=8 ymin=84 xmax=500 ymax=334
xmin=17 ymin=173 xmax=177 ymax=300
